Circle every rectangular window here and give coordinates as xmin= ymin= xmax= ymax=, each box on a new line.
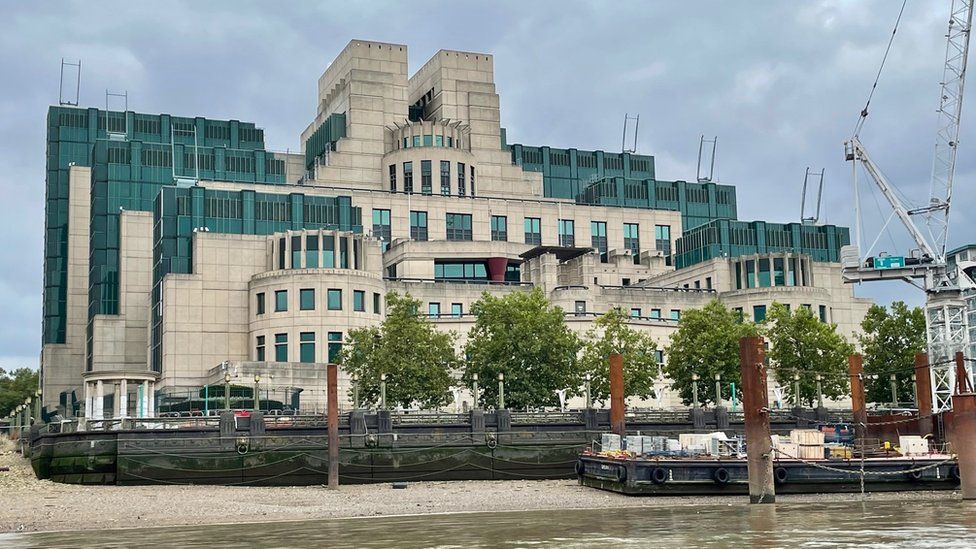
xmin=773 ymin=257 xmax=785 ymax=286
xmin=524 ymin=217 xmax=542 ymax=245
xmin=353 ymin=290 xmax=365 ymax=312
xmin=275 ymin=333 xmax=288 ymax=362
xmin=256 ymin=335 xmax=266 ymax=361
xmin=403 ymin=161 xmax=413 ymax=194
xmin=300 ymin=288 xmax=315 ymax=311
xmin=650 ymin=309 xmax=661 ymax=319
xmin=421 ymin=160 xmax=432 ymax=195
xmin=434 ymin=261 xmax=488 ymax=280
xmin=591 ymin=221 xmax=608 ymax=262
xmin=275 ymin=290 xmax=288 ymax=312
xmin=291 ymin=235 xmax=302 ymax=268
xmin=753 ymin=305 xmax=767 ymax=322
xmin=278 ymin=237 xmax=286 ymax=269
xmin=412 ymin=135 xmax=420 ymax=147
xmin=299 ymin=332 xmax=315 ymax=363
xmin=373 ymin=209 xmax=391 ymax=252
xmin=630 ymin=308 xmax=641 ymax=318
xmin=655 ymin=350 xmax=665 ymax=365
xmin=327 ymin=332 xmax=343 ymax=363
xmin=819 ymin=305 xmax=828 ymax=323
xmin=373 ymin=292 xmax=382 ymax=314
xmin=705 ymin=277 xmax=712 ymax=290
xmin=670 ymin=309 xmax=681 ymax=321
xmin=410 ymin=210 xmax=428 ymax=241
xmin=323 ymin=235 xmax=335 ymax=268
xmin=339 ymin=238 xmax=348 ymax=268
xmin=470 ymin=165 xmax=475 ymax=196
xmin=694 ymin=281 xmax=701 ymax=289
xmin=458 ymin=162 xmax=466 ymax=196
xmin=788 ymin=257 xmax=798 ymax=286
xmin=624 ymin=223 xmax=640 ymax=264
xmin=423 ymin=134 xmax=433 ymax=146
xmin=574 ymin=301 xmax=587 ymax=316
xmin=558 ymin=219 xmax=575 ymax=247
xmin=491 ymin=215 xmax=508 ymax=242
xmin=435 ymin=135 xmax=443 ymax=147
xmin=655 ymin=225 xmax=671 ymax=266
xmin=446 ymin=213 xmax=473 ymax=241
xmin=428 ymin=302 xmax=441 ymax=318
xmin=451 ymin=303 xmax=463 ymax=317
xmin=758 ymin=258 xmax=771 ymax=287
xmin=389 ymin=164 xmax=397 ymax=192
xmin=327 ymin=289 xmax=342 ymax=310
xmin=440 ymin=161 xmax=451 ymax=195
xmin=256 ymin=293 xmax=265 ymax=315
xmin=746 ymin=259 xmax=756 ymax=288
xmin=306 ymin=235 xmax=319 ymax=268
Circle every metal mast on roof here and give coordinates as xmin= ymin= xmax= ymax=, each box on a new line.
xmin=104 ymin=90 xmax=128 ymax=140
xmin=622 ymin=113 xmax=639 ymax=153
xmin=59 ymin=59 xmax=81 ymax=106
xmin=800 ymin=167 xmax=825 ymax=225
xmin=697 ymin=135 xmax=717 ymax=182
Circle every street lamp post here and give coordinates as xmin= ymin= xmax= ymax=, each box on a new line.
xmin=472 ymin=373 xmax=479 ymax=408
xmin=890 ymin=374 xmax=899 ymax=407
xmin=912 ymin=373 xmax=918 ymax=404
xmin=793 ymin=373 xmax=801 ymax=407
xmin=815 ymin=374 xmax=824 ymax=409
xmin=584 ymin=373 xmax=592 ymax=409
xmin=380 ymin=373 xmax=387 ymax=410
xmin=498 ymin=373 xmax=505 ymax=410
xmin=224 ymin=373 xmax=231 ymax=411
xmin=253 ymin=374 xmax=261 ymax=412
xmin=714 ymin=373 xmax=722 ymax=406
xmin=351 ymin=373 xmax=360 ymax=409
xmin=691 ymin=374 xmax=700 ymax=409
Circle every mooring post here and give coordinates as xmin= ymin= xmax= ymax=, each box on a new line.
xmin=609 ymin=352 xmax=626 ymax=437
xmin=327 ymin=363 xmax=339 ymax=489
xmin=951 ymin=351 xmax=976 ymax=499
xmin=914 ymin=352 xmax=934 ymax=437
xmin=848 ymin=354 xmax=867 ymax=442
xmin=740 ymin=335 xmax=774 ymax=504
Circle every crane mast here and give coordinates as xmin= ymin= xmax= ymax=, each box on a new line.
xmin=842 ymin=0 xmax=975 ymax=412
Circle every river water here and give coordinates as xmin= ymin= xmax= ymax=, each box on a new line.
xmin=4 ymin=499 xmax=976 ymax=548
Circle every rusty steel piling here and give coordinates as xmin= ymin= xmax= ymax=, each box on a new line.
xmin=740 ymin=336 xmax=774 ymax=504
xmin=951 ymin=352 xmax=976 ymax=500
xmin=609 ymin=352 xmax=625 ymax=437
xmin=914 ymin=352 xmax=934 ymax=437
xmin=327 ymin=363 xmax=339 ymax=489
xmin=848 ymin=354 xmax=867 ymax=441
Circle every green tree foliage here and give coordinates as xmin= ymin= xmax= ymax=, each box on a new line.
xmin=580 ymin=308 xmax=659 ymax=405
xmin=462 ymin=288 xmax=582 ymax=409
xmin=0 ymin=367 xmax=39 ymax=418
xmin=340 ymin=292 xmax=457 ymax=410
xmin=763 ymin=303 xmax=853 ymax=407
xmin=663 ymin=300 xmax=757 ymax=406
xmin=858 ymin=301 xmax=926 ymax=404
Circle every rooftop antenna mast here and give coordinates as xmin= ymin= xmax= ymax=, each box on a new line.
xmin=697 ymin=135 xmax=717 ymax=182
xmin=104 ymin=90 xmax=128 ymax=140
xmin=800 ymin=167 xmax=825 ymax=225
xmin=59 ymin=59 xmax=81 ymax=106
xmin=621 ymin=113 xmax=639 ymax=153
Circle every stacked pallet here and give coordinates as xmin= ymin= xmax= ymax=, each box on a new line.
xmin=790 ymin=429 xmax=826 ymax=459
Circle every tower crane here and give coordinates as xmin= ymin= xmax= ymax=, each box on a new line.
xmin=842 ymin=0 xmax=976 ymax=412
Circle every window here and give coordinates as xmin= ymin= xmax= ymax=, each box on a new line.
xmin=630 ymin=308 xmax=641 ymax=318
xmin=774 ymin=257 xmax=785 ymax=286
xmin=524 ymin=217 xmax=542 ymax=245
xmin=458 ymin=162 xmax=466 ymax=196
xmin=734 ymin=307 xmax=744 ymax=322
xmin=275 ymin=333 xmax=288 ymax=362
xmin=373 ymin=209 xmax=391 ymax=251
xmin=300 ymin=288 xmax=315 ymax=311
xmin=327 ymin=332 xmax=343 ymax=363
xmin=435 ymin=261 xmax=488 ymax=280
xmin=291 ymin=235 xmax=302 ymax=268
xmin=339 ymin=238 xmax=348 ymax=268
xmin=753 ymin=305 xmax=767 ymax=322
xmin=650 ymin=309 xmax=661 ymax=319
xmin=559 ymin=219 xmax=575 ymax=247
xmin=655 ymin=350 xmax=665 ymax=365
xmin=428 ymin=302 xmax=441 ymax=318
xmin=373 ymin=292 xmax=382 ymax=315
xmin=451 ymin=303 xmax=463 ymax=317
xmin=446 ymin=213 xmax=473 ymax=241
xmin=592 ymin=221 xmax=608 ymax=262
xmin=423 ymin=134 xmax=433 ymax=146
xmin=575 ymin=301 xmax=586 ymax=316
xmin=819 ymin=305 xmax=828 ymax=323
xmin=694 ymin=281 xmax=701 ymax=289
xmin=256 ymin=335 xmax=266 ymax=361
xmin=410 ymin=210 xmax=428 ymax=241
xmin=746 ymin=259 xmax=756 ymax=288
xmin=670 ymin=309 xmax=681 ymax=321
xmin=470 ymin=165 xmax=475 ymax=196
xmin=389 ymin=164 xmax=397 ymax=192
xmin=421 ymin=160 xmax=432 ymax=195
xmin=505 ymin=263 xmax=521 ymax=282
xmin=491 ymin=215 xmax=508 ymax=241
xmin=623 ymin=223 xmax=640 ymax=264
xmin=354 ymin=290 xmax=365 ymax=312
xmin=758 ymin=258 xmax=771 ymax=287
xmin=306 ymin=235 xmax=319 ymax=268
xmin=706 ymin=277 xmax=712 ymax=290
xmin=300 ymin=332 xmax=315 ymax=363
xmin=275 ymin=290 xmax=288 ymax=312
xmin=435 ymin=135 xmax=443 ymax=147
xmin=655 ymin=225 xmax=671 ymax=265
xmin=412 ymin=135 xmax=420 ymax=147
xmin=440 ymin=161 xmax=451 ymax=195
xmin=403 ymin=161 xmax=413 ymax=194
xmin=256 ymin=293 xmax=265 ymax=315
xmin=327 ymin=289 xmax=342 ymax=310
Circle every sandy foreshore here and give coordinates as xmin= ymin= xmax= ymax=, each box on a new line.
xmin=0 ymin=437 xmax=959 ymax=534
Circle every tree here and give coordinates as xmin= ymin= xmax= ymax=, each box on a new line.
xmin=462 ymin=288 xmax=582 ymax=409
xmin=340 ymin=292 xmax=457 ymax=410
xmin=579 ymin=308 xmax=659 ymax=405
xmin=0 ymin=367 xmax=39 ymax=418
xmin=858 ymin=301 xmax=926 ymax=404
xmin=664 ymin=300 xmax=757 ymax=406
xmin=763 ymin=302 xmax=854 ymax=407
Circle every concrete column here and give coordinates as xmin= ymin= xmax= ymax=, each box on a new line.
xmin=94 ymin=380 xmax=104 ymax=419
xmin=740 ymin=335 xmax=774 ymax=504
xmin=914 ymin=353 xmax=934 ymax=437
xmin=141 ymin=380 xmax=150 ymax=417
xmin=84 ymin=382 xmax=93 ymax=420
xmin=113 ymin=382 xmax=121 ymax=418
xmin=119 ymin=380 xmax=128 ymax=418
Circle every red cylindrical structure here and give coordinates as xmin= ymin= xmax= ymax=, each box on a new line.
xmin=740 ymin=335 xmax=774 ymax=504
xmin=914 ymin=352 xmax=934 ymax=437
xmin=609 ymin=353 xmax=625 ymax=437
xmin=327 ymin=363 xmax=339 ymax=489
xmin=848 ymin=354 xmax=867 ymax=441
xmin=486 ymin=257 xmax=508 ymax=282
xmin=952 ymin=352 xmax=976 ymax=500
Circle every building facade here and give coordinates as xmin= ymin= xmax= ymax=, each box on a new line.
xmin=40 ymin=40 xmax=872 ymax=417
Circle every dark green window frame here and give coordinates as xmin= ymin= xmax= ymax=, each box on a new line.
xmin=327 ymin=289 xmax=342 ymax=310
xmin=275 ymin=290 xmax=288 ymax=312
xmin=300 ymin=288 xmax=315 ymax=311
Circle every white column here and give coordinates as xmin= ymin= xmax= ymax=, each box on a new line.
xmin=113 ymin=382 xmax=121 ymax=418
xmin=141 ymin=380 xmax=149 ymax=417
xmin=147 ymin=381 xmax=156 ymax=417
xmin=84 ymin=382 xmax=93 ymax=420
xmin=94 ymin=380 xmax=104 ymax=419
xmin=119 ymin=380 xmax=128 ymax=418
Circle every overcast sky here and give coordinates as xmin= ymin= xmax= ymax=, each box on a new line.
xmin=2 ymin=0 xmax=974 ymax=371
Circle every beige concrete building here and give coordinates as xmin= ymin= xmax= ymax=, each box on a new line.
xmin=39 ymin=40 xmax=871 ymax=418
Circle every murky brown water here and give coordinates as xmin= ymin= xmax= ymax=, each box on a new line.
xmin=3 ymin=499 xmax=976 ymax=548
